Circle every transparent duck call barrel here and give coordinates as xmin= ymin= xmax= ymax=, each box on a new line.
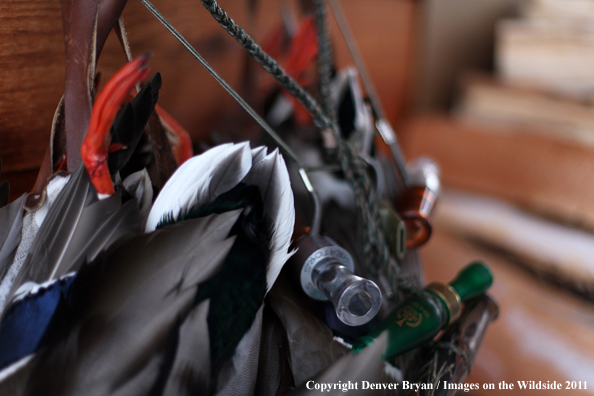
xmin=398 ymin=157 xmax=440 ymax=249
xmin=291 ymin=235 xmax=382 ymax=326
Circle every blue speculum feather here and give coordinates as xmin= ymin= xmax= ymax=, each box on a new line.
xmin=0 ymin=275 xmax=75 ymax=370
xmin=159 ymin=183 xmax=272 ymax=376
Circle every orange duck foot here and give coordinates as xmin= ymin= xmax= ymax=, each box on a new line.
xmin=82 ymin=55 xmax=150 ymax=196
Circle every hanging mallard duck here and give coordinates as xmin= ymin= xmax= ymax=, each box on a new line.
xmin=0 ymin=0 xmax=498 ymax=394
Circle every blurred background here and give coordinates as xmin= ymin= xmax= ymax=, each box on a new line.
xmin=2 ymin=0 xmax=594 ymax=394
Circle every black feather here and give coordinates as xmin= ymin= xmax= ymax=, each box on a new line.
xmin=108 ymin=73 xmax=162 ymax=177
xmin=337 ymin=82 xmax=356 ymax=139
xmin=120 ymin=132 xmax=156 ymax=183
xmin=0 ymin=181 xmax=9 ymax=209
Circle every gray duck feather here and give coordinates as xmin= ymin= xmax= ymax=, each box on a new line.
xmin=0 ymin=195 xmax=25 ymax=283
xmin=4 ymin=166 xmax=143 ymax=309
xmin=4 ymin=211 xmax=239 ymax=396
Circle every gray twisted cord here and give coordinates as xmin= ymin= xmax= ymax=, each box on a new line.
xmin=199 ymin=0 xmax=395 ymax=281
xmin=314 ymin=0 xmax=335 ymax=122
xmin=314 ymin=0 xmax=393 ymax=279
xmin=201 ymin=0 xmax=331 ymax=131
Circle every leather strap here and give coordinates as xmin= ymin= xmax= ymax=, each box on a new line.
xmin=28 ymin=0 xmax=129 ymax=207
xmin=61 ymin=0 xmax=99 ymax=171
xmin=61 ymin=0 xmax=129 ymax=172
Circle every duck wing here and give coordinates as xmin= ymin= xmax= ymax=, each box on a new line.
xmin=0 ymin=211 xmax=239 ymax=396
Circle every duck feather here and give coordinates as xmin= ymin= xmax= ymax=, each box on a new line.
xmin=254 ymin=303 xmax=294 ymax=396
xmin=268 ymin=294 xmax=348 ymax=386
xmin=145 ymin=142 xmax=252 ymax=232
xmin=285 ymin=333 xmax=388 ymax=396
xmin=5 ymin=211 xmax=239 ymax=396
xmin=214 ymin=307 xmax=263 ymax=396
xmin=0 ymin=195 xmax=25 ymax=283
xmin=6 ymin=166 xmax=95 ymax=302
xmin=243 ymin=149 xmax=295 ymax=292
xmin=161 ymin=300 xmax=212 ymax=396
xmin=4 ymin=166 xmax=143 ymax=311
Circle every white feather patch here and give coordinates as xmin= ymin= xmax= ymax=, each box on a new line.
xmin=145 ymin=143 xmax=296 ymax=293
xmin=145 ymin=142 xmax=252 ymax=231
xmin=250 ymin=146 xmax=267 ymax=166
xmin=10 ymin=272 xmax=76 ymax=305
xmin=0 ymin=354 xmax=34 ymax=383
xmin=243 ymin=149 xmax=296 ymax=292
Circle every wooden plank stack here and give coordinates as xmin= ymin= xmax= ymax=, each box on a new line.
xmin=402 ymin=1 xmax=594 ymax=391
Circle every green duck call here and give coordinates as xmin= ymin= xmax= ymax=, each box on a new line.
xmin=352 ymin=262 xmax=493 ymax=360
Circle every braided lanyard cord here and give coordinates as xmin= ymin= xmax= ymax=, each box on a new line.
xmin=314 ymin=0 xmax=334 ymax=122
xmin=199 ymin=0 xmax=391 ymax=282
xmin=315 ymin=0 xmax=410 ymax=292
xmin=314 ymin=0 xmax=419 ymax=294
xmin=198 ymin=0 xmax=402 ymax=288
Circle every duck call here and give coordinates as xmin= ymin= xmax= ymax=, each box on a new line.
xmin=290 ymin=234 xmax=382 ymax=326
xmin=414 ymin=295 xmax=499 ymax=396
xmin=352 ymin=262 xmax=493 ymax=360
xmin=397 ymin=157 xmax=440 ymax=249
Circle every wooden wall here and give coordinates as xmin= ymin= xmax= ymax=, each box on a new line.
xmin=0 ymin=0 xmax=419 ymax=201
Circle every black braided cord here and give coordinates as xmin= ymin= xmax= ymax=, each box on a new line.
xmin=199 ymin=0 xmax=414 ymax=291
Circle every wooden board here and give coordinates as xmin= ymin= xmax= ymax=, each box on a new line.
xmin=0 ymin=0 xmax=65 ymax=175
xmin=414 ymin=0 xmax=521 ymax=110
xmin=454 ymin=73 xmax=594 ymax=149
xmin=497 ymin=19 xmax=594 ymax=97
xmin=401 ymin=114 xmax=594 ymax=230
xmin=435 ymin=189 xmax=594 ymax=300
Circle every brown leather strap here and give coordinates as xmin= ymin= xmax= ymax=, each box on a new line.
xmin=25 ymin=95 xmax=65 ymax=211
xmin=96 ymin=0 xmax=129 ymax=57
xmin=114 ymin=16 xmax=134 ymax=63
xmin=27 ymin=0 xmax=129 ymax=204
xmin=61 ymin=0 xmax=99 ymax=171
xmin=61 ymin=0 xmax=129 ymax=172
